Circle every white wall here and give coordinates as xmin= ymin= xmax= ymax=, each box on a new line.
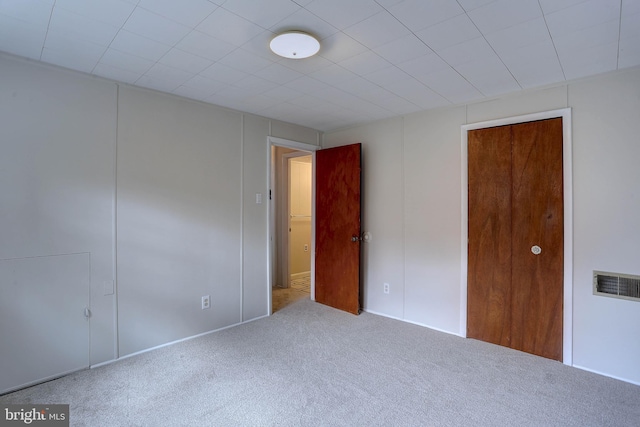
xmin=289 ymin=159 xmax=312 ymax=275
xmin=3 ymin=49 xmax=638 ymax=386
xmin=324 ymin=67 xmax=640 ymax=385
xmin=0 ymin=54 xmax=116 ymax=365
xmin=116 ymin=87 xmax=243 ymax=355
xmin=0 ymin=53 xmax=320 ymax=373
xmin=321 ymin=119 xmax=405 ymax=317
xmin=242 ymin=115 xmax=270 ymax=322
xmin=569 ymin=70 xmax=640 ymax=382
xmin=272 ymin=146 xmax=305 ymax=288
xmin=403 ymin=108 xmax=466 ymax=333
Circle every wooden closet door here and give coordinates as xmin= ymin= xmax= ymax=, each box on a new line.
xmin=511 ymin=118 xmax=563 ymax=361
xmin=467 ymin=118 xmax=563 ymax=361
xmin=467 ymin=125 xmax=513 ymax=347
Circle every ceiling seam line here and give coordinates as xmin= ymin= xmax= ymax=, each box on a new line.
xmin=132 ymin=0 xmax=224 ymax=76
xmin=91 ymin=3 xmax=141 ymax=75
xmin=616 ymin=0 xmax=623 ymax=69
xmin=373 ymin=2 xmax=485 ymax=100
xmin=143 ymin=7 xmax=211 ymax=93
xmin=358 ymin=67 xmax=443 ymax=112
xmin=334 ymin=31 xmax=450 ymax=111
xmin=298 ymin=74 xmax=402 ymax=120
xmin=538 ymin=0 xmax=567 ymax=81
xmin=128 ymin=3 xmax=231 ymax=90
xmin=41 ymin=1 xmax=56 ymax=61
xmin=465 ymin=18 xmax=523 ymax=90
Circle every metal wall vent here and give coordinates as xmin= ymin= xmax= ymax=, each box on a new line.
xmin=594 ymin=271 xmax=640 ymax=301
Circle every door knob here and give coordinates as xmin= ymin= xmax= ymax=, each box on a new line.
xmin=531 ymin=245 xmax=542 ymax=255
xmin=351 ymin=235 xmax=359 ymax=242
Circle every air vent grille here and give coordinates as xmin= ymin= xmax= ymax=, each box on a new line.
xmin=594 ymin=271 xmax=640 ymax=301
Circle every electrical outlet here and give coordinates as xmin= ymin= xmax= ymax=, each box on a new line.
xmin=383 ymin=283 xmax=390 ymax=294
xmin=202 ymin=295 xmax=210 ymax=310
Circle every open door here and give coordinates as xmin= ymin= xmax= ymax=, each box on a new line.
xmin=315 ymin=143 xmax=361 ymax=315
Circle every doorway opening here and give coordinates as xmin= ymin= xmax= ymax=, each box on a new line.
xmin=267 ymin=137 xmax=362 ymax=316
xmin=273 ymin=151 xmax=312 ymax=313
xmin=268 ymin=137 xmax=319 ymax=314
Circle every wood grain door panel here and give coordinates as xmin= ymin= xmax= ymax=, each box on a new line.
xmin=467 ymin=126 xmax=513 ymax=347
xmin=511 ymin=118 xmax=563 ymax=361
xmin=315 ymin=143 xmax=361 ymax=315
xmin=468 ymin=118 xmax=563 ymax=361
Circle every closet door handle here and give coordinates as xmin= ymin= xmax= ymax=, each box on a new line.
xmin=531 ymin=245 xmax=542 ymax=255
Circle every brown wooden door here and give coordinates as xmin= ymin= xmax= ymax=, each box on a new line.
xmin=467 ymin=125 xmax=513 ymax=348
xmin=468 ymin=118 xmax=563 ymax=361
xmin=315 ymin=143 xmax=361 ymax=315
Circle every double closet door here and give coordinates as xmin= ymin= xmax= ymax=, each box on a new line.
xmin=467 ymin=118 xmax=563 ymax=361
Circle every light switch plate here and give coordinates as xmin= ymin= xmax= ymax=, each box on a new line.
xmin=104 ymin=280 xmax=114 ymax=296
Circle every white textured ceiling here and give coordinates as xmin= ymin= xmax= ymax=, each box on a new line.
xmin=1 ymin=0 xmax=639 ymax=131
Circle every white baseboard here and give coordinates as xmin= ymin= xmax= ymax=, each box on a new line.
xmin=1 ymin=367 xmax=85 ymax=395
xmin=362 ymin=308 xmax=465 ymax=338
xmin=91 ymin=315 xmax=269 ymax=369
xmin=363 ymin=310 xmax=639 ymax=387
xmin=572 ymin=364 xmax=640 ymax=386
xmin=290 ymin=271 xmax=311 ymax=279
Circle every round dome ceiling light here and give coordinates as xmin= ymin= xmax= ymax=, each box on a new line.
xmin=270 ymin=31 xmax=320 ymax=59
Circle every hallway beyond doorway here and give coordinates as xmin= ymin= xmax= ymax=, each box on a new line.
xmin=272 ymin=273 xmax=310 ymax=313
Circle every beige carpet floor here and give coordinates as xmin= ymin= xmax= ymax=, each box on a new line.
xmin=2 ymin=298 xmax=639 ymax=426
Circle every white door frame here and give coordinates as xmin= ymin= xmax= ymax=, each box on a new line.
xmin=267 ymin=136 xmax=319 ymax=315
xmin=460 ymin=108 xmax=573 ymax=365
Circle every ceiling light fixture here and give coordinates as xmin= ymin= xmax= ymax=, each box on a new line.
xmin=270 ymin=31 xmax=320 ymax=59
